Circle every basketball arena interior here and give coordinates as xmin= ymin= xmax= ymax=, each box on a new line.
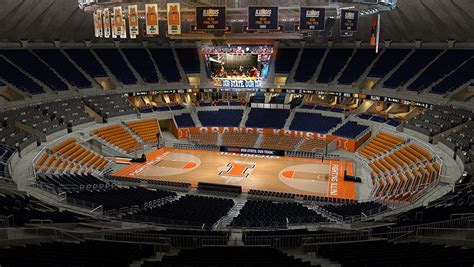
xmin=0 ymin=0 xmax=473 ymax=266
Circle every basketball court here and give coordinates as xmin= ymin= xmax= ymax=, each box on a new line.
xmin=113 ymin=148 xmax=357 ymax=200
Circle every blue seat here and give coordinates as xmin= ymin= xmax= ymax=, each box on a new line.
xmin=293 ymin=48 xmax=326 ymax=82
xmin=338 ymin=49 xmax=378 ymax=85
xmin=149 ymin=49 xmax=181 ymax=82
xmin=34 ymin=49 xmax=91 ymax=89
xmin=289 ymin=112 xmax=342 ymax=134
xmin=174 ymin=113 xmax=195 ymax=128
xmin=332 ymin=121 xmax=369 ymax=139
xmin=246 ymin=108 xmax=290 ymax=129
xmin=65 ymin=49 xmax=107 ymax=78
xmin=122 ymin=48 xmax=159 ymax=84
xmin=275 ymin=48 xmax=299 ymax=74
xmin=317 ymin=49 xmax=353 ymax=83
xmin=198 ymin=109 xmax=243 ymax=127
xmin=93 ymin=49 xmax=137 ymax=85
xmin=176 ymin=48 xmax=201 ymax=73
xmin=0 ymin=57 xmax=44 ymax=94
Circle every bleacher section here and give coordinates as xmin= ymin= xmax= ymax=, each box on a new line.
xmin=407 ymin=50 xmax=473 ymax=91
xmin=0 ymin=240 xmax=156 ymax=266
xmin=64 ymin=49 xmax=107 ymax=78
xmin=84 ymin=94 xmax=137 ymax=120
xmin=293 ymin=48 xmax=325 ymax=82
xmin=338 ymin=49 xmax=378 ymax=85
xmin=321 ymin=201 xmax=386 ymax=220
xmin=0 ymin=144 xmax=15 ymax=179
xmin=405 ymin=105 xmax=472 ymax=137
xmin=67 ymin=187 xmax=176 ymax=211
xmin=198 ymin=109 xmax=243 ymax=127
xmin=431 ymin=58 xmax=474 ymax=94
xmin=126 ymin=118 xmax=160 ymax=143
xmin=290 ymin=112 xmax=341 ymax=134
xmin=358 ymin=131 xmax=405 ymax=159
xmin=127 ymin=195 xmax=234 ymax=229
xmin=298 ymin=138 xmax=328 ymax=153
xmin=174 ymin=113 xmax=196 ymax=128
xmin=260 ymin=135 xmax=301 ymax=151
xmin=359 ymin=132 xmax=441 ymax=201
xmin=35 ymin=138 xmax=110 ymax=174
xmin=33 ymin=49 xmax=91 ymax=89
xmin=0 ymin=55 xmax=45 ymax=94
xmin=190 ymin=132 xmax=218 ymax=146
xmin=367 ymin=49 xmax=411 ymax=78
xmin=91 ymin=124 xmax=141 ymax=153
xmin=221 ymin=133 xmax=257 ymax=148
xmin=316 ymin=240 xmax=474 ymax=266
xmin=143 ymin=247 xmax=315 ymax=267
xmin=332 ymin=121 xmax=369 ymax=139
xmin=36 ymin=173 xmax=109 ymax=192
xmin=176 ymin=48 xmax=201 ymax=73
xmin=440 ymin=121 xmax=474 ymax=164
xmin=149 ymin=48 xmax=181 ymax=82
xmin=0 ymin=193 xmax=80 ymax=226
xmin=317 ymin=49 xmax=353 ymax=83
xmin=231 ymin=199 xmax=327 ymax=228
xmin=121 ymin=48 xmax=159 ymax=84
xmin=383 ymin=49 xmax=442 ymax=89
xmin=274 ymin=48 xmax=299 ymax=74
xmin=93 ymin=49 xmax=137 ymax=85
xmin=0 ymin=50 xmax=68 ymax=91
xmin=0 ymin=110 xmax=37 ymax=152
xmin=38 ymin=98 xmax=94 ymax=129
xmin=246 ymin=108 xmax=290 ymax=129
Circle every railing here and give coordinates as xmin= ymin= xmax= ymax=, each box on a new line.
xmin=389 ymin=214 xmax=474 ymax=236
xmin=84 ymin=232 xmax=228 ymax=247
xmin=120 ymin=214 xmax=207 ymax=229
xmin=173 ymin=143 xmax=220 ymax=151
xmin=416 ymin=227 xmax=474 ymax=242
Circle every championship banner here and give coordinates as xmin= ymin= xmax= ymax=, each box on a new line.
xmin=299 ymin=7 xmax=325 ymax=31
xmin=340 ymin=10 xmax=359 ymax=32
xmin=195 ymin=6 xmax=226 ymax=30
xmin=113 ymin=6 xmax=124 ymax=36
xmin=248 ymin=6 xmax=278 ymax=30
xmin=167 ymin=3 xmax=181 ymax=35
xmin=145 ymin=4 xmax=159 ymax=35
xmin=103 ymin=8 xmax=111 ymax=38
xmin=128 ymin=5 xmax=139 ymax=37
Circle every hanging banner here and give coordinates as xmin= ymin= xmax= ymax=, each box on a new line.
xmin=128 ymin=5 xmax=139 ymax=37
xmin=103 ymin=8 xmax=111 ymax=38
xmin=97 ymin=10 xmax=103 ymax=37
xmin=93 ymin=11 xmax=99 ymax=37
xmin=111 ymin=15 xmax=117 ymax=38
xmin=299 ymin=7 xmax=325 ymax=31
xmin=167 ymin=3 xmax=182 ymax=35
xmin=195 ymin=6 xmax=226 ymax=30
xmin=113 ymin=6 xmax=124 ymax=36
xmin=248 ymin=6 xmax=278 ymax=30
xmin=145 ymin=4 xmax=159 ymax=35
xmin=340 ymin=10 xmax=359 ymax=32
xmin=121 ymin=18 xmax=127 ymax=38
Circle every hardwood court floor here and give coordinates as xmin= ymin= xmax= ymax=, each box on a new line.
xmin=113 ymin=148 xmax=356 ymax=200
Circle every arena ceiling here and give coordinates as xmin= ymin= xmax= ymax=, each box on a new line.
xmin=0 ymin=0 xmax=473 ymax=43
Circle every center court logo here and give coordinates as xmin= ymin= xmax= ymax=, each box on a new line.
xmin=218 ymin=162 xmax=256 ymax=178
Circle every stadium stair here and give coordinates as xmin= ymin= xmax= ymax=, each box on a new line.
xmin=374 ymin=49 xmax=415 ymax=90
xmin=145 ymin=48 xmax=166 ymax=84
xmin=171 ymin=47 xmax=188 ymax=84
xmin=287 ymin=46 xmax=304 ymax=83
xmin=118 ymin=48 xmax=145 ymax=85
xmin=401 ymin=49 xmax=447 ymax=91
xmin=253 ymin=134 xmax=265 ymax=148
xmin=215 ymin=199 xmax=247 ymax=229
xmin=189 ymin=106 xmax=202 ymax=127
xmin=354 ymin=49 xmax=385 ymax=87
xmin=89 ymin=49 xmax=121 ymax=87
xmin=332 ymin=48 xmax=357 ymax=85
xmin=283 ymin=109 xmax=297 ymax=130
xmin=424 ymin=57 xmax=474 ymax=94
xmin=60 ymin=49 xmax=99 ymax=89
xmin=239 ymin=108 xmax=251 ymax=127
xmin=309 ymin=48 xmax=329 ymax=83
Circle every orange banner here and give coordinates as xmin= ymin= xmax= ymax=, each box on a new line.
xmin=173 ymin=126 xmax=370 ymax=152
